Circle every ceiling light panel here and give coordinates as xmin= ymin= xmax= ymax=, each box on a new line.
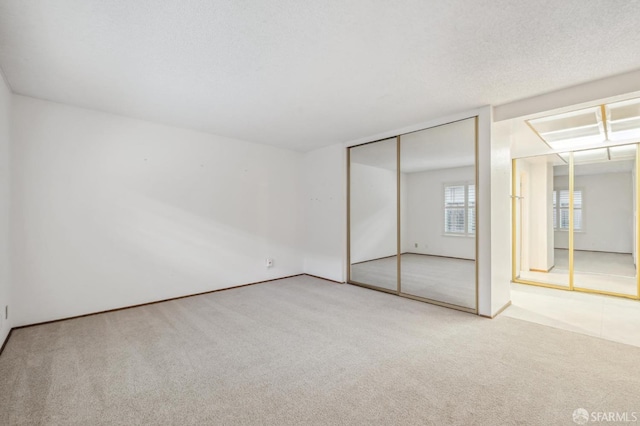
xmin=528 ymin=106 xmax=605 ymax=150
xmin=606 ymin=98 xmax=640 ymax=142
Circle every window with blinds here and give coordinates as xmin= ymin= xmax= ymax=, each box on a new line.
xmin=553 ymin=189 xmax=582 ymax=230
xmin=444 ymin=183 xmax=475 ymax=236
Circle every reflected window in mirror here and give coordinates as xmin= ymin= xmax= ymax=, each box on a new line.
xmin=444 ymin=182 xmax=475 ymax=236
xmin=399 ymin=117 xmax=477 ymax=310
xmin=552 ymin=189 xmax=583 ymax=231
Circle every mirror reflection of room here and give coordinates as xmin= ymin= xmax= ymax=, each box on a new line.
xmin=349 ymin=138 xmax=398 ymax=291
xmin=515 ymin=98 xmax=640 ymax=300
xmin=515 ymin=154 xmax=570 ymax=288
xmin=514 ymin=144 xmax=638 ymax=298
xmin=400 ymin=118 xmax=476 ymax=309
xmin=571 ymin=145 xmax=637 ymax=296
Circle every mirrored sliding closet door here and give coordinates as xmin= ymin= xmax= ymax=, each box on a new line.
xmin=348 ymin=117 xmax=479 ymax=313
xmin=348 ymin=138 xmax=398 ymax=292
xmin=399 ymin=118 xmax=477 ymax=309
xmin=513 ymin=153 xmax=571 ymax=289
xmin=572 ymin=145 xmax=638 ymax=297
xmin=512 ymin=143 xmax=640 ymax=300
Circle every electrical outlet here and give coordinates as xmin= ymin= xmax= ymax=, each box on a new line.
xmin=414 ymin=243 xmax=418 ymax=248
xmin=265 ymin=258 xmax=273 ymax=268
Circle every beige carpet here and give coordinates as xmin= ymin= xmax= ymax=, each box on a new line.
xmin=518 ymin=249 xmax=638 ymax=295
xmin=1 ymin=275 xmax=639 ymax=425
xmin=350 ymin=254 xmax=476 ymax=308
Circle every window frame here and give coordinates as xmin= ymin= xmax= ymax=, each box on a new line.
xmin=443 ymin=181 xmax=476 ymax=237
xmin=553 ymin=187 xmax=584 ymax=232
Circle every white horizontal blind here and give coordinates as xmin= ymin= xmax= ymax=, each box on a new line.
xmin=444 ymin=183 xmax=475 ymax=236
xmin=559 ymin=190 xmax=570 ymax=229
xmin=555 ymin=189 xmax=582 ymax=230
xmin=444 ymin=185 xmax=465 ymax=233
xmin=573 ymin=190 xmax=583 ymax=230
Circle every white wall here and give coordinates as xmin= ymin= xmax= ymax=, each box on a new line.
xmin=476 ymin=106 xmax=494 ymax=317
xmin=554 ymin=172 xmax=633 ymax=253
xmin=349 ymin=162 xmax=396 ymax=263
xmin=11 ymin=95 xmax=304 ymax=326
xmin=404 ymin=166 xmax=475 ymax=260
xmin=0 ymin=74 xmax=11 ymax=343
xmin=489 ymin=118 xmax=512 ymax=316
xmin=516 ymin=157 xmax=555 ymax=272
xmin=302 ymin=143 xmax=346 ymax=282
xmin=527 ymin=160 xmax=554 ymax=271
xmin=8 ymin=100 xmax=498 ymax=325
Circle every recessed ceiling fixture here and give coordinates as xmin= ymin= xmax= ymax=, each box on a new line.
xmin=557 ymin=142 xmax=636 ymax=164
xmin=606 ymin=98 xmax=640 ymax=142
xmin=527 ymin=97 xmax=640 ymax=150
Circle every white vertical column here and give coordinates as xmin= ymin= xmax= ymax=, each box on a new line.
xmin=528 ymin=158 xmax=554 ymax=272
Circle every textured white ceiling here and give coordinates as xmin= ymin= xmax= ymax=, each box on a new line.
xmin=1 ymin=0 xmax=640 ymax=151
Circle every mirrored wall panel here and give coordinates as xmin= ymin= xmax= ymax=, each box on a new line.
xmin=399 ymin=118 xmax=476 ymax=309
xmin=513 ymin=143 xmax=640 ymax=299
xmin=514 ymin=153 xmax=570 ymax=288
xmin=349 ymin=138 xmax=398 ymax=291
xmin=572 ymin=145 xmax=638 ymax=296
